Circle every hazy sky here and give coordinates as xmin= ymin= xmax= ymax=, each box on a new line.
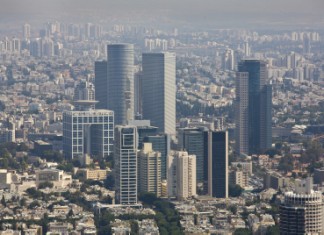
xmin=1 ymin=0 xmax=323 ymax=28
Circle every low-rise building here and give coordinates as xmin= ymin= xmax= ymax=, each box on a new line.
xmin=77 ymin=168 xmax=108 ymax=181
xmin=230 ymin=170 xmax=249 ymax=188
xmin=0 ymin=170 xmax=12 ymax=189
xmin=48 ymin=222 xmax=73 ymax=235
xmin=138 ymin=219 xmax=159 ymax=235
xmin=263 ymin=171 xmax=287 ymax=190
xmin=36 ymin=169 xmax=72 ymax=188
xmin=110 ymin=219 xmax=131 ymax=235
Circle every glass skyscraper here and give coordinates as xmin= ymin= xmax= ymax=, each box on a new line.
xmin=115 ymin=125 xmax=138 ymax=205
xmin=63 ymin=110 xmax=114 ymax=159
xmin=142 ymin=52 xmax=176 ymax=135
xmin=235 ymin=60 xmax=272 ymax=155
xmin=94 ymin=60 xmax=108 ymax=109
xmin=107 ymin=44 xmax=134 ymax=125
xmin=143 ymin=134 xmax=170 ymax=180
xmin=178 ymin=127 xmax=208 ymax=187
xmin=208 ymin=131 xmax=228 ymax=198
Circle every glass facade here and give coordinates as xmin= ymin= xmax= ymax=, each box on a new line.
xmin=63 ymin=110 xmax=114 ymax=159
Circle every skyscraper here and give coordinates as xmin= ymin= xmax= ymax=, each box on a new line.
xmin=107 ymin=44 xmax=134 ymax=125
xmin=138 ymin=143 xmax=161 ymax=197
xmin=235 ymin=60 xmax=272 ymax=155
xmin=280 ymin=178 xmax=323 ymax=235
xmin=303 ymin=34 xmax=311 ymax=55
xmin=128 ymin=120 xmax=158 ymax=149
xmin=244 ymin=41 xmax=250 ymax=57
xmin=94 ymin=61 xmax=108 ymax=109
xmin=143 ymin=134 xmax=170 ymax=180
xmin=23 ymin=23 xmax=31 ymax=39
xmin=63 ymin=110 xmax=114 ymax=159
xmin=167 ymin=151 xmax=196 ymax=200
xmin=64 ymin=81 xmax=114 ymax=159
xmin=178 ymin=128 xmax=208 ymax=188
xmin=29 ymin=39 xmax=42 ymax=58
xmin=208 ymin=131 xmax=228 ymax=198
xmin=115 ymin=125 xmax=138 ymax=205
xmin=73 ymin=81 xmax=96 ymax=111
xmin=142 ymin=52 xmax=176 ymax=135
xmin=222 ymin=49 xmax=235 ymax=71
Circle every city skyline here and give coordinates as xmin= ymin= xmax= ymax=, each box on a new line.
xmin=0 ymin=2 xmax=323 ymax=234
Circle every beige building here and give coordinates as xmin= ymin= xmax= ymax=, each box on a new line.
xmin=167 ymin=151 xmax=196 ymax=200
xmin=138 ymin=143 xmax=161 ymax=197
xmin=231 ymin=162 xmax=253 ymax=175
xmin=229 ymin=170 xmax=249 ymax=188
xmin=161 ymin=180 xmax=168 ymax=198
xmin=230 ymin=161 xmax=251 ymax=188
xmin=77 ymin=168 xmax=108 ymax=181
xmin=0 ymin=230 xmax=21 ymax=235
xmin=48 ymin=222 xmax=73 ymax=235
xmin=0 ymin=169 xmax=12 ymax=189
xmin=36 ymin=169 xmax=72 ymax=188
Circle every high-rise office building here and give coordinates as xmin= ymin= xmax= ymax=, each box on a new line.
xmin=64 ymin=77 xmax=113 ymax=159
xmin=12 ymin=38 xmax=20 ymax=53
xmin=244 ymin=41 xmax=250 ymax=57
xmin=138 ymin=143 xmax=161 ymax=197
xmin=42 ymin=38 xmax=54 ymax=57
xmin=142 ymin=52 xmax=176 ymax=135
xmin=167 ymin=151 xmax=196 ymax=200
xmin=115 ymin=125 xmax=138 ymax=205
xmin=143 ymin=134 xmax=170 ymax=180
xmin=74 ymin=81 xmax=95 ymax=102
xmin=30 ymin=39 xmax=42 ymax=58
xmin=286 ymin=52 xmax=297 ymax=69
xmin=128 ymin=120 xmax=158 ymax=149
xmin=222 ymin=49 xmax=235 ymax=71
xmin=107 ymin=44 xmax=134 ymax=125
xmin=178 ymin=128 xmax=208 ymax=187
xmin=63 ymin=110 xmax=114 ymax=159
xmin=94 ymin=61 xmax=108 ymax=109
xmin=208 ymin=131 xmax=228 ymax=198
xmin=280 ymin=178 xmax=323 ymax=235
xmin=235 ymin=60 xmax=272 ymax=155
xmin=303 ymin=34 xmax=311 ymax=55
xmin=23 ymin=23 xmax=31 ymax=39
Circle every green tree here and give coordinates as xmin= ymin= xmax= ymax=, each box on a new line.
xmin=264 ymin=148 xmax=281 ymax=157
xmin=275 ymin=142 xmax=283 ymax=150
xmin=266 ymin=225 xmax=280 ymax=235
xmin=1 ymin=195 xmax=6 ymax=207
xmin=38 ymin=181 xmax=54 ymax=189
xmin=17 ymin=143 xmax=29 ymax=152
xmin=228 ymin=205 xmax=238 ymax=215
xmin=57 ymin=163 xmax=74 ymax=172
xmin=68 ymin=208 xmax=74 ymax=217
xmin=277 ymin=154 xmax=294 ymax=173
xmin=28 ymin=200 xmax=41 ymax=209
xmin=139 ymin=192 xmax=158 ymax=205
xmin=104 ymin=174 xmax=115 ymax=190
xmin=130 ymin=220 xmax=139 ymax=235
xmin=26 ymin=188 xmax=43 ymax=199
xmin=42 ymin=150 xmax=64 ymax=163
xmin=229 ymin=184 xmax=244 ymax=197
xmin=19 ymin=198 xmax=27 ymax=207
xmin=234 ymin=228 xmax=252 ymax=235
xmin=301 ymin=141 xmax=324 ymax=163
